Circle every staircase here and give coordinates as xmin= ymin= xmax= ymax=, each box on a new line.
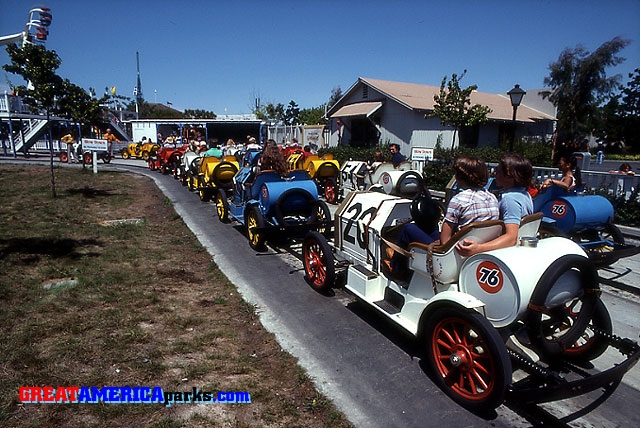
xmin=12 ymin=118 xmax=49 ymax=152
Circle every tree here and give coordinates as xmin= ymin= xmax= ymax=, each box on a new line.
xmin=3 ymin=43 xmax=65 ymax=196
xmin=255 ymin=102 xmax=285 ymax=122
xmin=327 ymin=86 xmax=342 ymax=111
xmin=299 ymin=105 xmax=326 ymax=125
xmin=544 ymin=36 xmax=630 ymax=146
xmin=428 ymin=70 xmax=492 ymax=149
xmin=595 ymin=68 xmax=640 ymax=151
xmin=184 ymin=108 xmax=216 ymax=119
xmin=57 ymin=79 xmax=107 ymax=124
xmin=283 ymin=100 xmax=300 ymax=125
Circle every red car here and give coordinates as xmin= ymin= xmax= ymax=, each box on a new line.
xmin=149 ymin=144 xmax=188 ymax=175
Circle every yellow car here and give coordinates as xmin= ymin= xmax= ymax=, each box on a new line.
xmin=287 ymin=153 xmax=341 ymax=203
xmin=195 ymin=155 xmax=240 ymax=201
xmin=121 ymin=141 xmax=160 ymax=160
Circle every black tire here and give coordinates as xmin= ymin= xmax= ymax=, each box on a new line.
xmin=102 ymin=153 xmax=112 ymax=164
xmin=525 ymin=255 xmax=599 ymax=358
xmin=148 ymin=159 xmax=156 ymax=171
xmin=582 ymin=224 xmax=625 ymax=259
xmin=59 ymin=153 xmax=69 ymax=163
xmin=198 ymin=178 xmax=211 ymax=202
xmin=216 ymin=191 xmax=230 ymax=223
xmin=423 ymin=307 xmax=511 ymax=411
xmin=181 ymin=169 xmax=188 ymax=186
xmin=246 ymin=206 xmax=267 ymax=251
xmin=562 ymin=298 xmax=612 ymax=363
xmin=308 ymin=200 xmax=332 ymax=239
xmin=303 ymin=231 xmax=335 ymax=292
xmin=273 ymin=188 xmax=316 ymax=227
xmin=324 ymin=177 xmax=339 ymax=204
xmin=142 ymin=150 xmax=150 ymax=161
xmin=121 ymin=149 xmax=130 ymax=159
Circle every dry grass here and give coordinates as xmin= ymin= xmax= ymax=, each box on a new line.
xmin=0 ymin=165 xmax=351 ymax=428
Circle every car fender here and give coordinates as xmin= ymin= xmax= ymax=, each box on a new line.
xmin=416 ymin=291 xmax=486 ymax=337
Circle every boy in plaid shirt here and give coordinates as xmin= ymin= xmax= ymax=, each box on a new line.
xmin=440 ymin=157 xmax=499 ymax=244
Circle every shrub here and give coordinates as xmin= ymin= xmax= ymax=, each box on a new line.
xmin=423 ymin=160 xmax=454 ymax=192
xmin=433 ymin=139 xmax=553 ymax=166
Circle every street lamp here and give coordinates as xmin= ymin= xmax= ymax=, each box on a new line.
xmin=507 ymin=84 xmax=526 ymax=151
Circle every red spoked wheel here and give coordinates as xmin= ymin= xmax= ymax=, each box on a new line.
xmin=302 ymin=231 xmax=335 ymax=293
xmin=148 ymin=159 xmax=156 ymax=171
xmin=59 ymin=153 xmax=69 ymax=163
xmin=324 ymin=177 xmax=339 ymax=204
xmin=83 ymin=152 xmax=93 ymax=165
xmin=424 ymin=307 xmax=511 ymax=411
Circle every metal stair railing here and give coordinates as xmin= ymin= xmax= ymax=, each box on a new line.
xmin=13 ymin=118 xmax=49 ymax=152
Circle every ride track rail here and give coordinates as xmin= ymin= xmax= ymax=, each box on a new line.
xmin=507 ymin=328 xmax=640 ymax=405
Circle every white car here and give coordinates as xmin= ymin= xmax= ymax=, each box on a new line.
xmin=302 ymin=191 xmax=639 ymax=410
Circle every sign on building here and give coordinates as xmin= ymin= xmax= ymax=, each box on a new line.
xmin=82 ymin=138 xmax=109 ymax=151
xmin=411 ymin=147 xmax=434 ymax=161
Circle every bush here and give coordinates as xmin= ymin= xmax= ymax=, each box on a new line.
xmin=319 ymin=143 xmax=391 ymax=165
xmin=602 ymin=153 xmax=640 ymax=161
xmin=423 ymin=160 xmax=454 ymax=192
xmin=434 ymin=139 xmax=553 ymax=166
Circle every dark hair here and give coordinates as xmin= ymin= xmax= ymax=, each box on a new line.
xmin=561 ymin=155 xmax=582 ymax=187
xmin=260 ymin=141 xmax=288 ymax=177
xmin=499 ymin=153 xmax=533 ymax=187
xmin=390 ymin=143 xmax=400 ymax=150
xmin=619 ymin=162 xmax=632 ymax=172
xmin=453 ymin=156 xmax=489 ymax=188
xmin=411 ymin=191 xmax=441 ymax=233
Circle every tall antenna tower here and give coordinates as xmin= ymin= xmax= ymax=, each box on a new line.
xmin=136 ymin=51 xmax=143 ymax=103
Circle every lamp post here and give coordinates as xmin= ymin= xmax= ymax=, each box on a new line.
xmin=507 ymin=84 xmax=526 ymax=151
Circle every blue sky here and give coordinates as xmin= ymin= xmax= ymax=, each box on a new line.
xmin=1 ymin=0 xmax=639 ymax=114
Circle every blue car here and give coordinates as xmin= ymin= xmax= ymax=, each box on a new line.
xmin=215 ymin=150 xmax=332 ymax=251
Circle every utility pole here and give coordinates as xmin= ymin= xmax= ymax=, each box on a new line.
xmin=136 ymin=51 xmax=143 ymax=103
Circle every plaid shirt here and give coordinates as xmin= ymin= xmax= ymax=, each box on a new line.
xmin=445 ymin=188 xmax=499 ymax=229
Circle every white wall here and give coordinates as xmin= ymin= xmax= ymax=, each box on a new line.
xmin=132 ymin=122 xmax=158 ymax=143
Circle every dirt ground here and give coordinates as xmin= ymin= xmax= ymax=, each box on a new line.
xmin=0 ymin=165 xmax=352 ymax=428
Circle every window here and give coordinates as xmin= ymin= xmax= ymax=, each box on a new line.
xmin=363 ymin=86 xmax=368 ymax=99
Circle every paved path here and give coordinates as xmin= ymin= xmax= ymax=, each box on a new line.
xmin=2 ymin=158 xmax=640 ymax=428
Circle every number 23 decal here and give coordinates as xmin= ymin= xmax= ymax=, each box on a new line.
xmin=343 ymin=203 xmax=376 ymax=248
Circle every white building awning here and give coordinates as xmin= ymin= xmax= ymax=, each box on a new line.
xmin=329 ymin=101 xmax=383 ymax=118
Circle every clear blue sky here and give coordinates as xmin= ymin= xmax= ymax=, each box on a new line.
xmin=1 ymin=0 xmax=639 ymax=114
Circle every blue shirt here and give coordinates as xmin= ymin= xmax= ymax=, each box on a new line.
xmin=500 ymin=187 xmax=534 ymax=224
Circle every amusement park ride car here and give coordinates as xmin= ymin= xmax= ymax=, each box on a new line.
xmin=215 ymin=151 xmax=331 ymax=251
xmin=301 ymin=190 xmax=640 ymax=411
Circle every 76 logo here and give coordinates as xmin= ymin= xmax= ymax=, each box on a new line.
xmin=476 ymin=261 xmax=503 ymax=294
xmin=550 ymin=201 xmax=567 ymax=217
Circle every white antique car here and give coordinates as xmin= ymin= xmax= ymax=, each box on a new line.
xmin=339 ymin=160 xmax=424 ymax=199
xmin=302 ymin=191 xmax=639 ymax=411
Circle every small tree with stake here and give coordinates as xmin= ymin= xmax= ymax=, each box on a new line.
xmin=3 ymin=43 xmax=104 ymax=195
xmin=428 ymin=70 xmax=492 ymax=150
xmin=3 ymin=43 xmax=64 ymax=197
